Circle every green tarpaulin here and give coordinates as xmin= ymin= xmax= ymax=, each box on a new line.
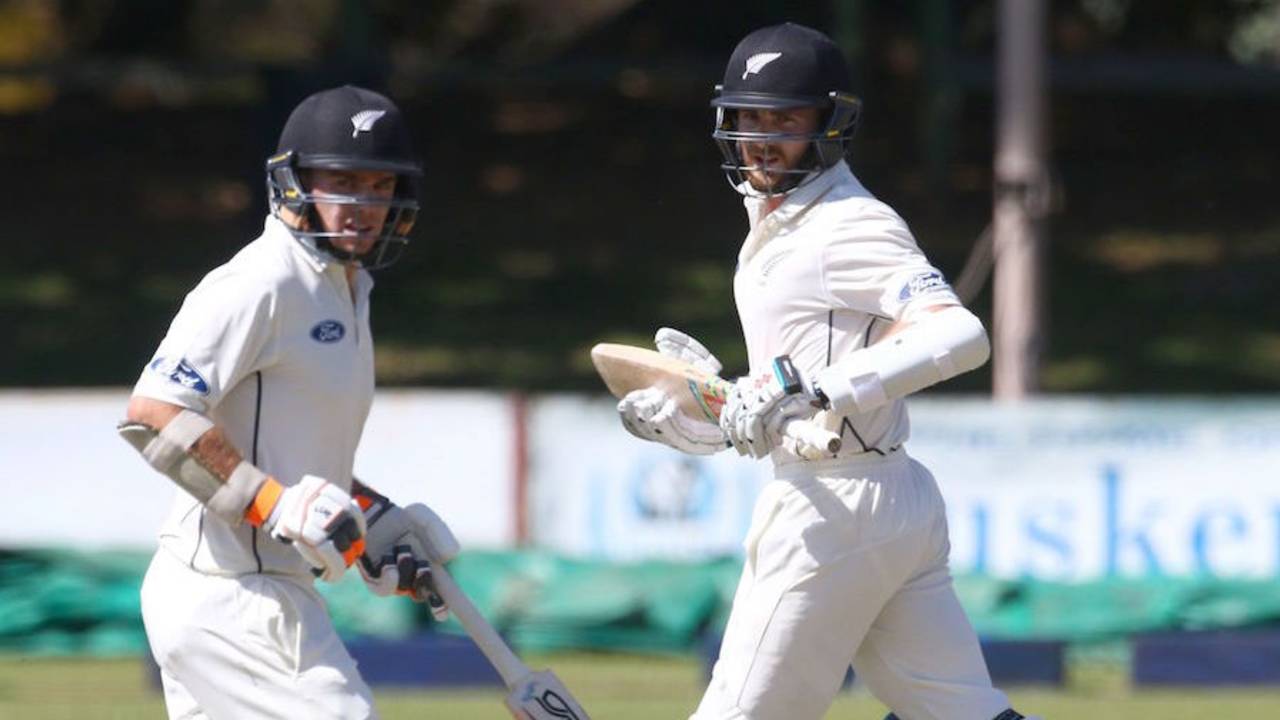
xmin=2 ymin=549 xmax=1278 ymax=656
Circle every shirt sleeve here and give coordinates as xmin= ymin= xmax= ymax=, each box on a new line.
xmin=132 ymin=269 xmax=279 ymax=414
xmin=820 ymin=204 xmax=960 ymax=320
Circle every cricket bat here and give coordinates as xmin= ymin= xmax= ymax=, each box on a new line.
xmin=590 ymin=342 xmax=841 ymax=458
xmin=424 ymin=563 xmax=590 ymax=719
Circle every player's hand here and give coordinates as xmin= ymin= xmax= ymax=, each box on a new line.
xmin=261 ymin=475 xmax=367 ymax=582
xmin=614 ymin=327 xmax=729 ymax=455
xmin=359 ymin=500 xmax=459 ymax=621
xmin=618 ymin=387 xmax=728 ymax=455
xmin=720 ymin=358 xmax=820 ymax=459
xmin=654 ymin=327 xmax=723 ymax=375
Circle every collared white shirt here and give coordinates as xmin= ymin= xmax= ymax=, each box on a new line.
xmin=133 ymin=215 xmax=376 ymax=577
xmin=732 ymin=161 xmax=960 ymax=464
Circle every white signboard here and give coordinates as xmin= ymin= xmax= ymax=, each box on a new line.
xmin=0 ymin=389 xmax=517 ymax=549
xmin=527 ymin=396 xmax=768 ymax=560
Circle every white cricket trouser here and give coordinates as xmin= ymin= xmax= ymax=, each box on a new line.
xmin=140 ymin=548 xmax=376 ymax=720
xmin=692 ymin=451 xmax=1011 ymax=720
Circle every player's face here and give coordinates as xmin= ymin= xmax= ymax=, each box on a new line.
xmin=307 ymin=169 xmax=398 ymax=258
xmin=735 ymin=107 xmax=821 ymax=192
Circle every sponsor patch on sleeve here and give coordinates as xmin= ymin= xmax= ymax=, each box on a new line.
xmin=897 ymin=270 xmax=951 ymax=302
xmin=148 ymin=356 xmax=210 ymax=395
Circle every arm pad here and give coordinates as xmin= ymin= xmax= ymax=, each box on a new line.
xmin=815 ymin=305 xmax=990 ymax=415
xmin=118 ymin=409 xmax=270 ymax=526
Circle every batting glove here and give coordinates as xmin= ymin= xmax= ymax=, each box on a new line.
xmin=618 ymin=387 xmax=728 ymax=455
xmin=720 ymin=356 xmax=821 ymax=459
xmin=251 ymin=474 xmax=367 ymax=582
xmin=654 ymin=327 xmax=723 ymax=375
xmin=616 ymin=328 xmax=729 ymax=455
xmin=356 ymin=488 xmax=459 ymax=621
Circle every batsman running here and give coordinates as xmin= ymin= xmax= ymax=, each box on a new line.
xmin=617 ymin=23 xmax=1040 ymax=720
xmin=118 ymin=85 xmax=460 ymax=719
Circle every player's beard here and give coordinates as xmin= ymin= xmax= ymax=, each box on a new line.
xmin=743 ymin=145 xmax=797 ymax=193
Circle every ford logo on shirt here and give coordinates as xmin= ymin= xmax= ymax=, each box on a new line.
xmin=310 ymin=320 xmax=346 ymax=343
xmin=898 ymin=271 xmax=949 ymax=301
xmin=149 ymin=356 xmax=210 ymax=395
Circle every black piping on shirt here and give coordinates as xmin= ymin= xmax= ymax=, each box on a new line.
xmin=828 ymin=311 xmax=888 ymax=455
xmin=250 ymin=371 xmax=264 ymax=573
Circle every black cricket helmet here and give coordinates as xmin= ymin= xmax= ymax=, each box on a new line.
xmin=711 ymin=22 xmax=862 ymax=195
xmin=266 ymin=85 xmax=422 ymax=270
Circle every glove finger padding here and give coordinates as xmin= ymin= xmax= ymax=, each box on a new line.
xmin=721 ymin=372 xmax=817 ymax=459
xmin=617 ymin=387 xmax=666 ymax=442
xmin=618 ymin=387 xmax=727 ymax=455
xmin=270 ymin=475 xmax=367 ymax=582
xmin=357 ymin=545 xmax=448 ymax=619
xmin=720 ymin=383 xmax=754 ymax=457
xmin=654 ymin=327 xmax=723 ymax=375
xmin=359 ymin=544 xmax=413 ymax=597
xmin=358 ymin=500 xmax=458 ymax=617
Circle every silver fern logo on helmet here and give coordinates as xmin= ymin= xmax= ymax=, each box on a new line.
xmin=350 ymin=109 xmax=387 ymax=138
xmin=742 ymin=52 xmax=782 ymax=79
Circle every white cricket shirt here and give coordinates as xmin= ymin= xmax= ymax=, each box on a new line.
xmin=732 ymin=161 xmax=961 ymax=465
xmin=133 ymin=215 xmax=375 ymax=577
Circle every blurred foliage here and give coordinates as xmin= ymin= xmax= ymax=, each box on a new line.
xmin=1 ymin=1 xmax=1279 ymax=392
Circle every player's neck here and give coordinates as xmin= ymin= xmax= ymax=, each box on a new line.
xmin=762 ymin=195 xmax=786 ymax=216
xmin=343 ymin=263 xmax=358 ymax=303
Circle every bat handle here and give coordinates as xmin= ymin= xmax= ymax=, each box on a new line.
xmin=780 ymin=418 xmax=842 ymax=460
xmin=425 ymin=562 xmax=530 ymax=688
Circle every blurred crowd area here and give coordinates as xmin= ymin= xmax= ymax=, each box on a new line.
xmin=3 ymin=0 xmax=1280 ymax=392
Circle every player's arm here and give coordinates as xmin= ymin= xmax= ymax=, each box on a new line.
xmin=812 ymin=301 xmax=989 ymax=415
xmin=719 ymin=302 xmax=988 ymax=458
xmin=349 ymin=478 xmax=460 ymax=618
xmin=119 ymin=395 xmax=366 ymax=580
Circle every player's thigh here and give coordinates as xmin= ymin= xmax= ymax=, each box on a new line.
xmin=852 ymin=564 xmax=1009 ymax=720
xmin=143 ymin=553 xmax=375 ymax=719
xmin=201 ymin=574 xmax=376 ymax=720
xmin=696 ymin=544 xmax=901 ymax=719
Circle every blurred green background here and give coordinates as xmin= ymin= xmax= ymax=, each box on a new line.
xmin=4 ymin=0 xmax=1279 ymax=393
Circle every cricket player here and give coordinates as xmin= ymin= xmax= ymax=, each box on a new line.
xmin=619 ymin=24 xmax=1039 ymax=720
xmin=119 ymin=85 xmax=459 ymax=719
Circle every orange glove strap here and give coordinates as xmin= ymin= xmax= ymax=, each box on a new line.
xmin=245 ymin=477 xmax=284 ymax=527
xmin=343 ymin=538 xmax=367 ymax=567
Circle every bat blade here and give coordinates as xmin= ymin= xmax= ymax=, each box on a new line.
xmin=590 ymin=343 xmax=728 ymax=422
xmin=504 ymin=669 xmax=590 ymax=719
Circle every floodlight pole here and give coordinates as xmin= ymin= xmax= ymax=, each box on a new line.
xmin=993 ymin=0 xmax=1050 ymax=399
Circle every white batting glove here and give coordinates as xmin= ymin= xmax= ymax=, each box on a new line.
xmin=720 ymin=360 xmax=820 ymax=459
xmin=259 ymin=474 xmax=367 ymax=582
xmin=616 ymin=328 xmax=729 ymax=455
xmin=358 ymin=491 xmax=459 ymax=621
xmin=654 ymin=327 xmax=723 ymax=375
xmin=618 ymin=387 xmax=728 ymax=455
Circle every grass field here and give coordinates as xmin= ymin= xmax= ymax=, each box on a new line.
xmin=4 ymin=653 xmax=1280 ymax=719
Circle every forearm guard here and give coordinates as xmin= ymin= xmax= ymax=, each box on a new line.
xmin=118 ymin=409 xmax=271 ymax=526
xmin=815 ymin=305 xmax=990 ymax=415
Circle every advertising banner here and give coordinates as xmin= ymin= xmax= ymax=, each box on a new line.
xmin=530 ymin=396 xmax=1280 ymax=580
xmin=8 ymin=390 xmax=1280 ymax=581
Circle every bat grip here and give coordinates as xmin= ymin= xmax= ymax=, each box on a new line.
xmin=780 ymin=418 xmax=842 ymax=459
